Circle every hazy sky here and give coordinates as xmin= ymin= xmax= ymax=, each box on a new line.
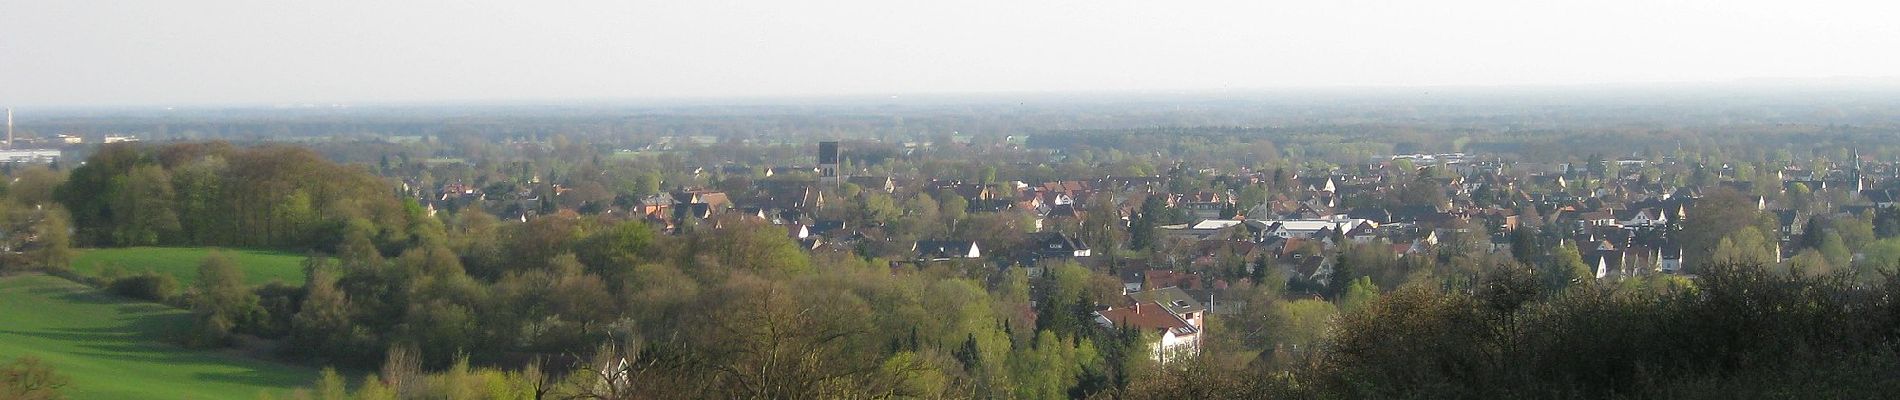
xmin=3 ymin=0 xmax=1897 ymax=106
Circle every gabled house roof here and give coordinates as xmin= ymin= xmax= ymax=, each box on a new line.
xmin=1299 ymin=176 xmax=1336 ymax=192
xmin=1096 ymin=301 xmax=1196 ymax=337
xmin=809 ymin=220 xmax=848 ymax=236
xmin=1347 ymin=207 xmax=1395 ymax=223
xmin=913 ymin=240 xmax=981 ymax=260
xmin=846 ymin=176 xmax=896 ymax=193
xmin=931 ymin=181 xmax=993 ymax=201
xmin=1143 ymin=269 xmax=1204 ymax=291
xmin=1041 ymin=180 xmax=1093 ymax=192
xmin=766 ymin=165 xmax=819 ymax=176
xmin=1575 ymin=210 xmax=1617 ymax=221
xmin=674 ymin=203 xmax=718 ymax=220
xmin=1863 ymin=189 xmax=1900 ymax=204
xmin=750 ymin=182 xmax=823 ymax=210
xmin=1389 ymin=205 xmax=1446 ymax=223
xmin=1045 ymin=204 xmax=1082 ymax=219
xmin=967 ymin=199 xmax=1016 ymax=213
xmin=1129 ymin=286 xmax=1207 ymax=316
xmin=672 ymin=189 xmax=733 ymax=210
xmin=1617 ymin=208 xmax=1663 ymax=221
xmin=1028 ymin=232 xmax=1090 ymax=252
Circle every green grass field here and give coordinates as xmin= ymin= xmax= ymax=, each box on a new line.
xmin=0 ymin=274 xmax=317 ymax=399
xmin=72 ymin=247 xmax=310 ymax=287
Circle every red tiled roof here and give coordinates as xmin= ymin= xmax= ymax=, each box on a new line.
xmin=1097 ymin=302 xmax=1193 ymax=336
xmin=1144 ymin=269 xmax=1204 ymax=290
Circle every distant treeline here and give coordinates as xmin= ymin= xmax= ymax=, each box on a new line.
xmin=55 ymin=142 xmax=419 ymax=251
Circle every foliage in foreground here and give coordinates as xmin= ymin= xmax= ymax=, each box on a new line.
xmin=1 ymin=356 xmax=71 ymax=400
xmin=1308 ymin=261 xmax=1900 ymax=399
xmin=285 ymin=260 xmax=1900 ymax=399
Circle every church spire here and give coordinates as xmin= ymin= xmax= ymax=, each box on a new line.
xmin=1853 ymin=147 xmax=1864 ymax=192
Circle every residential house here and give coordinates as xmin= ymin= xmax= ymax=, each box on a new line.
xmin=751 ymin=181 xmax=824 ymax=211
xmin=913 ymin=240 xmax=982 ymax=261
xmin=1299 ymin=176 xmax=1337 ymax=193
xmin=635 ymin=194 xmax=673 ymax=219
xmin=672 ymin=189 xmax=733 ymax=210
xmin=931 ymin=181 xmax=994 ymax=201
xmin=1257 ymin=219 xmax=1374 ymax=240
xmin=1094 ymin=287 xmax=1206 ymax=363
xmin=1181 ymin=202 xmax=1231 ymax=220
xmin=1028 ymin=232 xmax=1091 ymax=258
xmin=1142 ymin=269 xmax=1205 ymax=291
xmin=1161 ymin=219 xmax=1249 ymax=241
xmin=764 ymin=165 xmax=819 ymax=177
xmin=1618 ymin=208 xmax=1668 ymax=228
xmin=847 ymin=176 xmax=897 ymax=193
xmin=809 ymin=220 xmax=848 ymax=237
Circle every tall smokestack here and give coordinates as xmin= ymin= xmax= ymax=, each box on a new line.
xmin=5 ymin=107 xmax=12 ymax=149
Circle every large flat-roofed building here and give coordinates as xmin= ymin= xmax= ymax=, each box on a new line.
xmin=0 ymin=149 xmax=60 ymax=163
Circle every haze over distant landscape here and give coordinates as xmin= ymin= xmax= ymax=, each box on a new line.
xmin=16 ymin=2 xmax=1900 ymax=399
xmin=3 ymin=0 xmax=1899 ymax=107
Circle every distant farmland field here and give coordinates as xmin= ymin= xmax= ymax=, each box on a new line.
xmin=0 ymin=274 xmax=317 ymax=399
xmin=71 ymin=247 xmax=310 ymax=287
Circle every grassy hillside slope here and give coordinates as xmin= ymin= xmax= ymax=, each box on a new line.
xmin=0 ymin=274 xmax=316 ymax=399
xmin=71 ymin=247 xmax=309 ymax=286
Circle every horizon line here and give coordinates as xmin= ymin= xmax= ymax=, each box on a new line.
xmin=11 ymin=76 xmax=1900 ymax=112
